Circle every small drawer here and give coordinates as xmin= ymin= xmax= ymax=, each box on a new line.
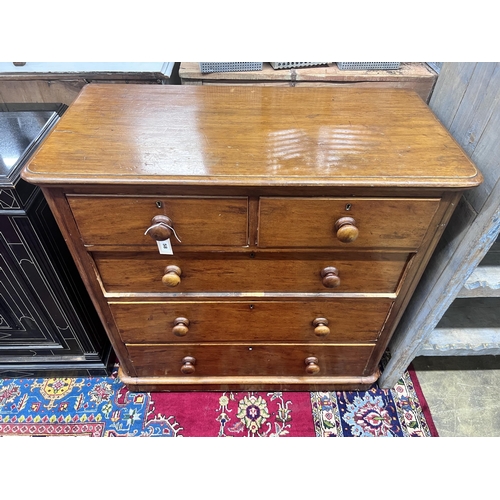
xmin=110 ymin=299 xmax=393 ymax=344
xmin=67 ymin=195 xmax=248 ymax=248
xmin=258 ymin=197 xmax=440 ymax=250
xmin=95 ymin=251 xmax=409 ymax=294
xmin=125 ymin=343 xmax=376 ymax=378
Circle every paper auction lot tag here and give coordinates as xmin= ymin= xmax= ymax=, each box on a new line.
xmin=157 ymin=239 xmax=173 ymax=255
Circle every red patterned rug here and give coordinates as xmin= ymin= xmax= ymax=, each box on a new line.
xmin=0 ymin=365 xmax=437 ymax=437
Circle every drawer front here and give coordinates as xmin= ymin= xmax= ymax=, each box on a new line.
xmin=258 ymin=197 xmax=440 ymax=249
xmin=126 ymin=343 xmax=375 ymax=378
xmin=110 ymin=299 xmax=393 ymax=343
xmin=96 ymin=252 xmax=409 ymax=294
xmin=67 ymin=196 xmax=248 ymax=247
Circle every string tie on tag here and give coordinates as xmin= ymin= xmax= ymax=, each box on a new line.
xmin=144 ymin=223 xmax=182 ymax=242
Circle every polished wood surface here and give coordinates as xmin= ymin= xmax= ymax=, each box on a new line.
xmin=109 ymin=298 xmax=393 ymax=343
xmin=125 ymin=343 xmax=375 ymax=378
xmin=258 ymin=197 xmax=441 ymax=249
xmin=23 ymin=85 xmax=481 ymax=189
xmin=320 ymin=267 xmax=341 ymax=288
xmin=161 ymin=265 xmax=182 ymax=287
xmin=335 ymin=217 xmax=359 ymax=243
xmin=117 ymin=365 xmax=380 ymax=391
xmin=146 ymin=215 xmax=175 ymax=241
xmin=95 ymin=251 xmax=409 ymax=294
xmin=20 ymin=85 xmax=482 ymax=391
xmin=67 ymin=195 xmax=248 ymax=247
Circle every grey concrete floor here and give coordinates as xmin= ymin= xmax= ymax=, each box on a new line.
xmin=411 ymin=355 xmax=500 ymax=437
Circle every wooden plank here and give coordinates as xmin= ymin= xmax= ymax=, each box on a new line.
xmin=466 ymin=88 xmax=500 ymax=213
xmin=459 ymin=239 xmax=500 ymax=297
xmin=449 ymin=63 xmax=500 ymax=158
xmin=417 ymin=297 xmax=500 ymax=355
xmin=0 ymin=79 xmax=86 ymax=105
xmin=0 ymin=70 xmax=175 ymax=106
xmin=428 ymin=62 xmax=477 ymax=129
xmin=202 ymin=81 xmax=291 ymax=87
xmin=180 ymin=62 xmax=435 ymax=82
xmin=195 ymin=79 xmax=433 ymax=101
xmin=458 ymin=265 xmax=500 ymax=297
xmin=418 ymin=328 xmax=500 ymax=356
xmin=179 ymin=62 xmax=437 ymax=102
xmin=296 ymin=81 xmax=434 ymax=101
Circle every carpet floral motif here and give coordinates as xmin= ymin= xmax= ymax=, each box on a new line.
xmin=0 ymin=366 xmax=437 ymax=437
xmin=215 ymin=392 xmax=294 ymax=436
xmin=0 ymin=370 xmax=181 ymax=436
xmin=311 ymin=368 xmax=435 ymax=437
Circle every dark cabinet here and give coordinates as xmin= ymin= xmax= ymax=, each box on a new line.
xmin=0 ymin=104 xmax=112 ymax=377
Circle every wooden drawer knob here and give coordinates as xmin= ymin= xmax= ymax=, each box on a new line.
xmin=321 ymin=267 xmax=340 ymax=288
xmin=312 ymin=318 xmax=330 ymax=337
xmin=172 ymin=317 xmax=189 ymax=337
xmin=305 ymin=356 xmax=320 ymax=375
xmin=181 ymin=356 xmax=196 ymax=374
xmin=162 ymin=265 xmax=182 ymax=287
xmin=334 ymin=217 xmax=358 ymax=243
xmin=145 ymin=215 xmax=174 ymax=241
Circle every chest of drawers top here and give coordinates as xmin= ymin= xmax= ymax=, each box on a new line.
xmin=22 ymin=84 xmax=481 ymax=190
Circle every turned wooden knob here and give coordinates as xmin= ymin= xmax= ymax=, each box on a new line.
xmin=181 ymin=356 xmax=196 ymax=374
xmin=172 ymin=317 xmax=189 ymax=337
xmin=145 ymin=215 xmax=174 ymax=241
xmin=312 ymin=318 xmax=330 ymax=337
xmin=305 ymin=356 xmax=320 ymax=375
xmin=334 ymin=217 xmax=359 ymax=243
xmin=321 ymin=267 xmax=340 ymax=288
xmin=162 ymin=265 xmax=182 ymax=287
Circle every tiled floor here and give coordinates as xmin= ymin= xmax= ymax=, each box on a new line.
xmin=412 ymin=355 xmax=500 ymax=437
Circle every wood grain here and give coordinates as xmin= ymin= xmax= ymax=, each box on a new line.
xmin=125 ymin=343 xmax=375 ymax=378
xmin=22 ymin=85 xmax=482 ymax=189
xmin=109 ymin=298 xmax=394 ymax=343
xmin=95 ymin=251 xmax=409 ymax=294
xmin=18 ymin=85 xmax=481 ymax=391
xmin=117 ymin=366 xmax=380 ymax=392
xmin=428 ymin=62 xmax=477 ymax=129
xmin=0 ymin=79 xmax=86 ymax=106
xmin=258 ymin=197 xmax=441 ymax=250
xmin=39 ymin=187 xmax=138 ymax=377
xmin=67 ymin=195 xmax=248 ymax=247
xmin=178 ymin=62 xmax=437 ymax=102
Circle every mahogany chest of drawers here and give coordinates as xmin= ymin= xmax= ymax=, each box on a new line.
xmin=21 ymin=84 xmax=482 ymax=391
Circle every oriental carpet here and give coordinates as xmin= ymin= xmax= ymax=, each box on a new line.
xmin=0 ymin=364 xmax=437 ymax=437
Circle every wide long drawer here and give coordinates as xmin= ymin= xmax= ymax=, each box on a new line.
xmin=110 ymin=299 xmax=393 ymax=343
xmin=96 ymin=251 xmax=409 ymax=294
xmin=258 ymin=197 xmax=440 ymax=249
xmin=126 ymin=343 xmax=376 ymax=378
xmin=67 ymin=195 xmax=249 ymax=248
